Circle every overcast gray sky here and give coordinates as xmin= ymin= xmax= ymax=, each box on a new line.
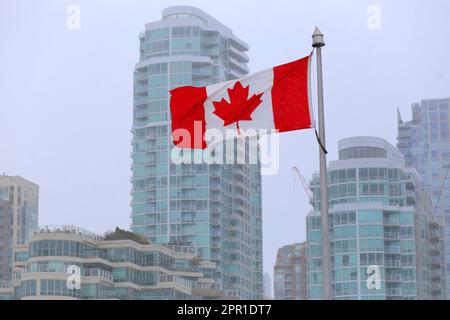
xmin=1 ymin=0 xmax=449 ymax=291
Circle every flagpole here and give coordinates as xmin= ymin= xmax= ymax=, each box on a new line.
xmin=312 ymin=27 xmax=331 ymax=300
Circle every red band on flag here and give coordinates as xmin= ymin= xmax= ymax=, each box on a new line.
xmin=169 ymin=86 xmax=207 ymax=149
xmin=271 ymin=55 xmax=312 ymax=132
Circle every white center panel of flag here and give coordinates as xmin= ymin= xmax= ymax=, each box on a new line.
xmin=203 ymin=67 xmax=276 ymax=144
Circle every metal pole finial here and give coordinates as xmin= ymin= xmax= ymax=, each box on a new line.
xmin=312 ymin=27 xmax=325 ymax=48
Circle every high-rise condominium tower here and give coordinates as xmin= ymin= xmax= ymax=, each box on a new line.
xmin=307 ymin=137 xmax=446 ymax=299
xmin=397 ymin=98 xmax=450 ymax=297
xmin=130 ymin=6 xmax=263 ymax=299
xmin=0 ymin=175 xmax=39 ymax=290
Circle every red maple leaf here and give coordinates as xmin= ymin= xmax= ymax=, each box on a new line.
xmin=212 ymin=81 xmax=263 ymax=134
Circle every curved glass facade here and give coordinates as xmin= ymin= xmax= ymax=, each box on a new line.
xmin=13 ymin=227 xmax=222 ymax=300
xmin=307 ymin=137 xmax=446 ymax=300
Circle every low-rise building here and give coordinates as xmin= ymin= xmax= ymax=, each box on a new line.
xmin=273 ymin=242 xmax=307 ymax=300
xmin=13 ymin=226 xmax=223 ymax=300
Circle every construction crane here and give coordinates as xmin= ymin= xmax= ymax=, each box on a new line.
xmin=292 ymin=166 xmax=313 ymax=202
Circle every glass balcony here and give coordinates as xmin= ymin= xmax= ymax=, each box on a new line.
xmin=384 ymin=232 xmax=400 ymax=240
xmin=385 ymin=246 xmax=401 ymax=253
xmin=385 ymin=274 xmax=402 ymax=282
xmin=383 ymin=218 xmax=400 ymax=226
xmin=385 ymin=260 xmax=401 ymax=267
xmin=385 ymin=288 xmax=402 ymax=296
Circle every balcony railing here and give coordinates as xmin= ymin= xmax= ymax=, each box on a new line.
xmin=385 ymin=246 xmax=401 ymax=253
xmin=34 ymin=225 xmax=103 ymax=241
xmin=385 ymin=260 xmax=401 ymax=267
xmin=386 ymin=288 xmax=402 ymax=296
xmin=384 ymin=232 xmax=400 ymax=240
xmin=166 ymin=245 xmax=197 ymax=255
xmin=385 ymin=274 xmax=402 ymax=282
xmin=383 ymin=218 xmax=400 ymax=225
xmin=431 ymin=257 xmax=442 ymax=265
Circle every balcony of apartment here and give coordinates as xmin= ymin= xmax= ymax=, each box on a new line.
xmin=431 ymin=273 xmax=442 ymax=282
xmin=0 ymin=279 xmax=12 ymax=289
xmin=229 ymin=56 xmax=249 ymax=75
xmin=404 ymin=178 xmax=415 ymax=188
xmin=429 ymin=231 xmax=440 ymax=242
xmin=385 ymin=259 xmax=401 ymax=268
xmin=405 ymin=190 xmax=416 ymax=205
xmin=83 ymin=268 xmax=114 ymax=282
xmin=210 ymin=207 xmax=220 ymax=215
xmin=385 ymin=245 xmax=401 ymax=254
xmin=429 ymin=247 xmax=440 ymax=256
xmin=384 ymin=232 xmax=400 ymax=240
xmin=385 ymin=274 xmax=402 ymax=282
xmin=180 ymin=205 xmax=198 ymax=212
xmin=210 ymin=193 xmax=220 ymax=202
xmin=181 ymin=215 xmax=196 ymax=224
xmin=201 ymin=34 xmax=219 ymax=46
xmin=385 ymin=288 xmax=402 ymax=297
xmin=210 ymin=253 xmax=221 ymax=261
xmin=229 ymin=37 xmax=249 ymax=52
xmin=383 ymin=217 xmax=400 ymax=226
xmin=233 ymin=184 xmax=244 ymax=196
xmin=180 ymin=167 xmax=198 ymax=175
xmin=134 ymin=112 xmax=148 ymax=122
xmin=211 ymin=242 xmax=220 ymax=249
xmin=233 ymin=175 xmax=245 ymax=185
xmin=134 ymin=95 xmax=149 ymax=105
xmin=134 ymin=83 xmax=148 ymax=94
xmin=181 ymin=193 xmax=200 ymax=201
xmin=192 ymin=64 xmax=211 ymax=79
xmin=210 ymin=184 xmax=220 ymax=191
xmin=33 ymin=225 xmax=103 ymax=242
xmin=202 ymin=47 xmax=220 ymax=57
xmin=211 ymin=229 xmax=221 ymax=238
xmin=229 ymin=46 xmax=249 ymax=63
xmin=159 ymin=274 xmax=194 ymax=291
xmin=223 ymin=224 xmax=237 ymax=232
xmin=210 ymin=169 xmax=220 ymax=177
xmin=227 ymin=64 xmax=247 ymax=79
xmin=191 ymin=286 xmax=225 ymax=299
xmin=143 ymin=158 xmax=158 ymax=166
xmin=166 ymin=245 xmax=197 ymax=255
xmin=135 ymin=73 xmax=148 ymax=83
xmin=431 ymin=289 xmax=443 ymax=298
xmin=431 ymin=256 xmax=442 ymax=266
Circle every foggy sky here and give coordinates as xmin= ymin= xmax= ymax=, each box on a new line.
xmin=1 ymin=0 xmax=449 ymax=293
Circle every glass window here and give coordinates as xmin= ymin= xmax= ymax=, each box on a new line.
xmin=146 ymin=28 xmax=170 ymax=41
xmin=359 ymin=168 xmax=368 ymax=181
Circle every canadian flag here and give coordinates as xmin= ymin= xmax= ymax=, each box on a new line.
xmin=170 ymin=54 xmax=314 ymax=149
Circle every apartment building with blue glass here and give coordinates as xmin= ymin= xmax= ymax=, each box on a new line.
xmin=397 ymin=98 xmax=450 ymax=297
xmin=306 ymin=137 xmax=446 ymax=300
xmin=131 ymin=6 xmax=263 ymax=299
xmin=0 ymin=175 xmax=39 ymax=300
xmin=12 ymin=226 xmax=223 ymax=300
